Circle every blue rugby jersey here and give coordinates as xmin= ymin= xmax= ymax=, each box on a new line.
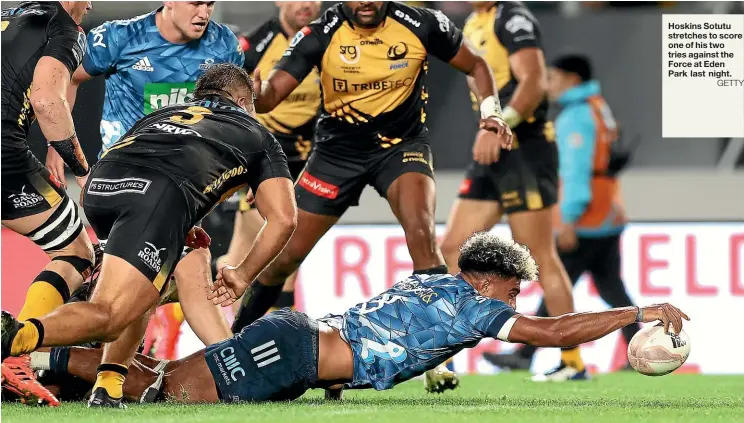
xmin=82 ymin=9 xmax=244 ymax=154
xmin=320 ymin=273 xmax=516 ymax=390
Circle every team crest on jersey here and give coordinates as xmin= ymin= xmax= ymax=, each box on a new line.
xmin=505 ymin=14 xmax=534 ymax=34
xmin=199 ymin=58 xmax=215 ymax=71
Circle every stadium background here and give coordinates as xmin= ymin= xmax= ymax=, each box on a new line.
xmin=2 ymin=1 xmax=743 ymax=375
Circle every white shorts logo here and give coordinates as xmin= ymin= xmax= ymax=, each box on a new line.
xmin=138 ymin=241 xmax=165 ymax=273
xmin=87 ymin=178 xmax=152 ymax=196
xmin=8 ymin=185 xmax=44 ymax=209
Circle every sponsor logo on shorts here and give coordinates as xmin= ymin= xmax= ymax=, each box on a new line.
xmin=214 ymin=346 xmax=245 ymax=386
xmin=298 ymin=172 xmax=339 ymax=199
xmin=138 ymin=241 xmax=166 ymax=273
xmin=87 ymin=178 xmax=151 ymax=196
xmin=458 ymin=179 xmax=472 ymax=195
xmin=8 ymin=185 xmax=44 ymax=209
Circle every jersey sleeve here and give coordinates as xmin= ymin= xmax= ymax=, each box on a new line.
xmin=82 ymin=21 xmax=120 ymax=76
xmin=275 ymin=26 xmax=324 ymax=83
xmin=248 ymin=131 xmax=292 ymax=193
xmin=463 ymin=296 xmax=517 ymax=341
xmin=226 ymin=30 xmax=245 ymax=68
xmin=242 ymin=24 xmax=274 ymax=72
xmin=43 ymin=15 xmax=85 ymax=75
xmin=495 ymin=6 xmax=542 ymax=54
xmin=420 ymin=8 xmax=464 ymax=63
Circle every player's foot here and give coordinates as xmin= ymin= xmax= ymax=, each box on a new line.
xmin=140 ymin=360 xmax=168 ymax=403
xmin=424 ymin=364 xmax=460 ymax=393
xmin=88 ymin=387 xmax=127 ymax=409
xmin=1 ymin=311 xmax=23 ymax=361
xmin=530 ymin=362 xmax=590 ymax=382
xmin=325 ymin=388 xmax=344 ymax=400
xmin=1 ymin=355 xmax=60 ymax=406
xmin=482 ymin=351 xmax=532 ymax=370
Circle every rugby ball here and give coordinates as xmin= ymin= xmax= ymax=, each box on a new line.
xmin=627 ymin=324 xmax=691 ymax=376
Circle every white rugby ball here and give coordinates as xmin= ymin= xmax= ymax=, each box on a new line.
xmin=627 ymin=324 xmax=691 ymax=376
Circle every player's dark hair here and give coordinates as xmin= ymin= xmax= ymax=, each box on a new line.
xmin=193 ymin=63 xmax=256 ymax=103
xmin=457 ymin=232 xmax=538 ymax=282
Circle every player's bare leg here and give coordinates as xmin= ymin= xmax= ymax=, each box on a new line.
xmin=174 ymin=249 xmax=231 ymax=346
xmin=2 ymin=254 xmax=161 ymax=406
xmin=386 ymin=172 xmax=458 ymax=392
xmin=440 ymin=199 xmax=503 ymax=272
xmin=386 ymin=173 xmax=445 ymax=271
xmin=90 ymin=309 xmax=154 ymax=408
xmin=29 ymin=347 xmax=219 ymax=403
xmin=2 ymin=201 xmax=95 ymax=407
xmin=231 ymin=209 xmax=338 ymax=332
xmin=508 ymin=208 xmax=587 ymax=381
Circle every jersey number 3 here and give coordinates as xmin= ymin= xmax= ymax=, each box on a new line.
xmin=170 ymin=106 xmax=212 ymax=125
xmin=360 ymin=338 xmax=407 ymax=364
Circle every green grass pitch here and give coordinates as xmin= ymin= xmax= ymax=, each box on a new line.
xmin=2 ymin=373 xmax=743 ymax=423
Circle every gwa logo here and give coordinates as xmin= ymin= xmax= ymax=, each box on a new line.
xmin=138 ymin=242 xmax=165 ymax=273
xmin=8 ymin=185 xmax=43 ymax=209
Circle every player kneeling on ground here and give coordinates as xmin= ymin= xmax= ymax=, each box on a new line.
xmin=11 ymin=232 xmax=689 ymax=404
xmin=1 ymin=63 xmax=297 ymax=408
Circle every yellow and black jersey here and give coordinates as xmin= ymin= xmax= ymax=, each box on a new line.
xmin=276 ymin=2 xmax=463 ymax=149
xmin=463 ymin=1 xmax=548 ymax=126
xmin=244 ymin=18 xmax=320 ymax=161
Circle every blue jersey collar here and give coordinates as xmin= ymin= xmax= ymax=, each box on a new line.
xmin=558 ymin=80 xmax=601 ymax=105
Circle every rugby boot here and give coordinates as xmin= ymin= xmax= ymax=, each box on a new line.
xmin=531 ymin=361 xmax=590 ymax=382
xmin=1 ymin=311 xmax=22 ymax=361
xmin=140 ymin=360 xmax=168 ymax=403
xmin=1 ymin=355 xmax=60 ymax=406
xmin=482 ymin=351 xmax=532 ymax=370
xmin=424 ymin=363 xmax=460 ymax=393
xmin=88 ymin=387 xmax=127 ymax=409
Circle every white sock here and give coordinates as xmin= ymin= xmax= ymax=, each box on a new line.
xmin=29 ymin=351 xmax=51 ymax=371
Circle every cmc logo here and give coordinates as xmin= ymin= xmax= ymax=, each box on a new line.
xmin=220 ymin=346 xmax=246 ymax=382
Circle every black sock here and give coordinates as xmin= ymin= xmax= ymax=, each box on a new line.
xmin=273 ymin=291 xmax=295 ymax=309
xmin=231 ymin=281 xmax=283 ymax=333
xmin=413 ymin=265 xmax=448 ymax=275
xmin=50 ymin=346 xmax=71 ymax=376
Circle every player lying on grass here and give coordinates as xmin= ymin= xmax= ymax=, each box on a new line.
xmin=8 ymin=232 xmax=689 ymax=405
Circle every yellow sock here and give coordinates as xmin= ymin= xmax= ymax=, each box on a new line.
xmin=561 ymin=347 xmax=585 ymax=371
xmin=93 ymin=364 xmax=128 ymax=399
xmin=10 ymin=321 xmax=40 ymax=356
xmin=18 ymin=281 xmax=65 ymax=321
xmin=170 ymin=303 xmax=185 ymax=324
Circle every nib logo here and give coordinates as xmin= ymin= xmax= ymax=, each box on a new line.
xmin=299 ymin=172 xmax=339 ymax=199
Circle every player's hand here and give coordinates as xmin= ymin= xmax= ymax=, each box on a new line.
xmin=480 ymin=116 xmax=513 ymax=150
xmin=556 ymin=225 xmax=578 ymax=252
xmin=46 ymin=146 xmax=66 ymax=189
xmin=75 ymin=173 xmax=88 ymax=190
xmin=472 ymin=129 xmax=504 ymax=165
xmin=208 ymin=265 xmax=248 ymax=307
xmin=252 ymin=68 xmax=263 ymax=101
xmin=185 ymin=226 xmax=211 ymax=249
xmin=640 ymin=303 xmax=690 ymax=334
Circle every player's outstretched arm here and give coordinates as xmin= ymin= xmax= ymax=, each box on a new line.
xmin=31 ymin=57 xmax=89 ymax=185
xmin=253 ymin=68 xmax=301 ymax=114
xmin=209 ymin=177 xmax=297 ymax=306
xmin=506 ymin=304 xmax=689 ymax=348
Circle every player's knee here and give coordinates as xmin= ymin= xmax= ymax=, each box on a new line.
xmin=440 ymin=235 xmax=462 ymax=262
